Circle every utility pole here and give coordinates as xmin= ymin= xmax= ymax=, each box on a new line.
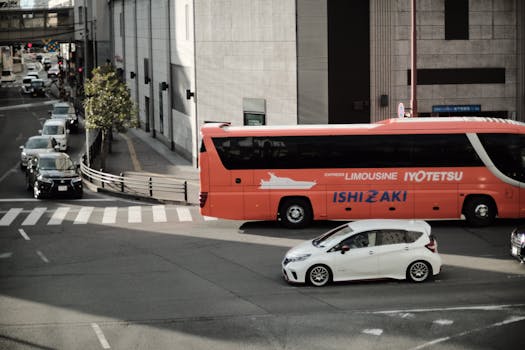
xmin=84 ymin=2 xmax=90 ymax=167
xmin=410 ymin=0 xmax=418 ymax=117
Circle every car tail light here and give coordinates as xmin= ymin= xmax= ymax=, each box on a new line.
xmin=425 ymin=235 xmax=437 ymax=253
xmin=199 ymin=192 xmax=208 ymax=208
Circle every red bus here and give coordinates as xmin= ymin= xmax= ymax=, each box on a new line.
xmin=199 ymin=117 xmax=525 ymax=228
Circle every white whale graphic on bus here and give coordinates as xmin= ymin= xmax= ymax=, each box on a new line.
xmin=259 ymin=173 xmax=317 ymax=190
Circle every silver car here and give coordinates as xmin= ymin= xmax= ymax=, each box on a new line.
xmin=19 ymin=135 xmax=58 ymax=169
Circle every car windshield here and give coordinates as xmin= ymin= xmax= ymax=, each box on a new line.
xmin=312 ymin=224 xmax=354 ymax=247
xmin=23 ymin=78 xmax=33 ymax=84
xmin=39 ymin=157 xmax=75 ymax=171
xmin=42 ymin=125 xmax=64 ymax=135
xmin=32 ymin=81 xmax=44 ymax=87
xmin=53 ymin=106 xmax=69 ymax=114
xmin=26 ymin=138 xmax=49 ymax=149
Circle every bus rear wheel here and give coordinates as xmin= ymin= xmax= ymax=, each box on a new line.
xmin=279 ymin=198 xmax=313 ymax=229
xmin=464 ymin=196 xmax=496 ymax=227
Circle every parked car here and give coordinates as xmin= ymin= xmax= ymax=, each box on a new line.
xmin=19 ymin=135 xmax=58 ymax=169
xmin=282 ymin=219 xmax=442 ymax=287
xmin=30 ymin=78 xmax=46 ymax=97
xmin=47 ymin=65 xmax=60 ymax=79
xmin=26 ymin=72 xmax=40 ymax=80
xmin=50 ymin=102 xmax=79 ymax=132
xmin=26 ymin=152 xmax=82 ymax=199
xmin=40 ymin=119 xmax=68 ymax=151
xmin=510 ymin=226 xmax=525 ymax=263
xmin=1 ymin=70 xmax=15 ymax=84
xmin=21 ymin=76 xmax=35 ymax=94
xmin=42 ymin=56 xmax=52 ymax=70
xmin=26 ymin=62 xmax=37 ymax=71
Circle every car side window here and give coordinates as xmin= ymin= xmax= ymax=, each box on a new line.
xmin=341 ymin=231 xmax=377 ymax=249
xmin=405 ymin=230 xmax=423 ymax=243
xmin=377 ymin=230 xmax=407 ymax=245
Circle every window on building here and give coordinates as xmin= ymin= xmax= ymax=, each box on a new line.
xmin=78 ymin=6 xmax=83 ymax=24
xmin=47 ymin=12 xmax=58 ymax=28
xmin=120 ymin=12 xmax=124 ymax=37
xmin=445 ymin=0 xmax=468 ymax=40
xmin=243 ymin=98 xmax=266 ymax=126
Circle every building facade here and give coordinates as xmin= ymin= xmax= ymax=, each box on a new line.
xmin=110 ymin=0 xmax=525 ymax=167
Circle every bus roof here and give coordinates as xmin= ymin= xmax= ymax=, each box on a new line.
xmin=201 ymin=117 xmax=525 ymax=137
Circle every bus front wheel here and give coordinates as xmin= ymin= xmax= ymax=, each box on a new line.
xmin=463 ymin=196 xmax=496 ymax=227
xmin=279 ymin=198 xmax=313 ymax=229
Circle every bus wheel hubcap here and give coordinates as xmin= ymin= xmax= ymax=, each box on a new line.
xmin=287 ymin=206 xmax=304 ymax=223
xmin=474 ymin=204 xmax=489 ymax=218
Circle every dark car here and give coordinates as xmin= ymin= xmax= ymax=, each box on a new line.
xmin=510 ymin=226 xmax=525 ymax=263
xmin=30 ymin=79 xmax=46 ymax=97
xmin=26 ymin=153 xmax=83 ymax=199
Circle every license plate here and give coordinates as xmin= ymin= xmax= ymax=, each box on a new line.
xmin=512 ymin=246 xmax=518 ymax=256
xmin=58 ymin=185 xmax=68 ymax=191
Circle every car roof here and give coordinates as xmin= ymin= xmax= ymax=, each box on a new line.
xmin=22 ymin=75 xmax=36 ymax=80
xmin=37 ymin=152 xmax=69 ymax=160
xmin=347 ymin=219 xmax=431 ymax=235
xmin=43 ymin=118 xmax=66 ymax=125
xmin=27 ymin=135 xmax=52 ymax=141
xmin=32 ymin=79 xmax=44 ymax=82
xmin=54 ymin=102 xmax=70 ymax=107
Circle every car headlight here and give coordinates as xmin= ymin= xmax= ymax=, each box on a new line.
xmin=71 ymin=177 xmax=82 ymax=184
xmin=37 ymin=175 xmax=52 ymax=183
xmin=283 ymin=254 xmax=311 ymax=266
xmin=21 ymin=151 xmax=27 ymax=158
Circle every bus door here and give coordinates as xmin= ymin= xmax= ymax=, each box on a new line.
xmin=414 ymin=184 xmax=458 ymax=219
xmin=326 ymin=185 xmax=371 ymax=220
xmin=371 ymin=184 xmax=414 ymax=219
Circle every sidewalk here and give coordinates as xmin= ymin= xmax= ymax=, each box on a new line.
xmin=93 ymin=127 xmax=200 ymax=205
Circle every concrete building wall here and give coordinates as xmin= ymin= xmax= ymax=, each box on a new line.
xmin=194 ymin=0 xmax=297 ymax=126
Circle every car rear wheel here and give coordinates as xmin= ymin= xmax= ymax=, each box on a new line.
xmin=406 ymin=261 xmax=431 ymax=283
xmin=307 ymin=264 xmax=331 ymax=287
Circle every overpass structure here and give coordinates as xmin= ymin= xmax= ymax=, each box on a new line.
xmin=0 ymin=6 xmax=74 ymax=45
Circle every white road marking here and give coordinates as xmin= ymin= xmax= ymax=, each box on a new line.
xmin=18 ymin=229 xmax=30 ymax=241
xmin=0 ymin=252 xmax=13 ymax=259
xmin=0 ymin=208 xmax=22 ymax=226
xmin=47 ymin=207 xmax=70 ymax=225
xmin=176 ymin=207 xmax=192 ymax=222
xmin=410 ymin=316 xmax=525 ymax=350
xmin=152 ymin=205 xmax=167 ymax=222
xmin=433 ymin=319 xmax=454 ymax=326
xmin=362 ymin=329 xmax=383 ymax=336
xmin=91 ymin=323 xmax=111 ymax=349
xmin=36 ymin=250 xmax=49 ymax=263
xmin=372 ymin=304 xmax=525 ymax=314
xmin=102 ymin=207 xmax=117 ymax=224
xmin=22 ymin=207 xmax=47 ymax=226
xmin=74 ymin=206 xmax=94 ymax=224
xmin=128 ymin=206 xmax=142 ymax=223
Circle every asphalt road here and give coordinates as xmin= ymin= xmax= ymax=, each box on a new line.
xmin=0 ymin=86 xmax=524 ymax=350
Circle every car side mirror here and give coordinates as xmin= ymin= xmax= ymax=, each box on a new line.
xmin=38 ymin=129 xmax=42 ymax=134
xmin=19 ymin=145 xmax=23 ymax=150
xmin=341 ymin=245 xmax=350 ymax=254
xmin=48 ymin=111 xmax=52 ymax=116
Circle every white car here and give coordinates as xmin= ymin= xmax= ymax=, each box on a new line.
xmin=47 ymin=65 xmax=60 ymax=79
xmin=40 ymin=119 xmax=68 ymax=151
xmin=282 ymin=219 xmax=442 ymax=287
xmin=1 ymin=70 xmax=15 ymax=83
xmin=19 ymin=135 xmax=58 ymax=169
xmin=26 ymin=63 xmax=37 ymax=71
xmin=50 ymin=102 xmax=78 ymax=132
xmin=21 ymin=76 xmax=35 ymax=93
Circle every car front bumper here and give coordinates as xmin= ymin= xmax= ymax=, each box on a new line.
xmin=36 ymin=179 xmax=83 ymax=198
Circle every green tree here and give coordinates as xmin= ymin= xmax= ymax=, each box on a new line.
xmin=84 ymin=63 xmax=137 ymax=170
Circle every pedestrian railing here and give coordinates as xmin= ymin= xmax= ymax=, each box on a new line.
xmin=80 ymin=163 xmax=188 ymax=203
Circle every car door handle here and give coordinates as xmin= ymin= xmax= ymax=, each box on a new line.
xmin=368 ymin=251 xmax=374 ymax=255
xmin=404 ymin=247 xmax=409 ymax=251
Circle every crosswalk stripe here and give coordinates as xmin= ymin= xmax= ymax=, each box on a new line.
xmin=47 ymin=207 xmax=70 ymax=225
xmin=74 ymin=206 xmax=94 ymax=224
xmin=102 ymin=207 xmax=117 ymax=224
xmin=22 ymin=207 xmax=47 ymax=226
xmin=152 ymin=205 xmax=167 ymax=222
xmin=128 ymin=206 xmax=141 ymax=223
xmin=176 ymin=207 xmax=192 ymax=222
xmin=0 ymin=208 xmax=22 ymax=226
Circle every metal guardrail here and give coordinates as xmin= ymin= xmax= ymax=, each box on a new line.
xmin=80 ymin=162 xmax=188 ymax=203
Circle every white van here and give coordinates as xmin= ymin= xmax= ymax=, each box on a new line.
xmin=21 ymin=76 xmax=35 ymax=94
xmin=40 ymin=119 xmax=68 ymax=151
xmin=1 ymin=70 xmax=15 ymax=84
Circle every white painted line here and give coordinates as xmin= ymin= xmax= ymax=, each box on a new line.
xmin=102 ymin=207 xmax=117 ymax=224
xmin=362 ymin=329 xmax=383 ymax=336
xmin=91 ymin=323 xmax=111 ymax=349
xmin=18 ymin=229 xmax=30 ymax=241
xmin=203 ymin=216 xmax=218 ymax=221
xmin=47 ymin=207 xmax=70 ymax=225
xmin=74 ymin=206 xmax=94 ymax=224
xmin=0 ymin=208 xmax=23 ymax=226
xmin=176 ymin=207 xmax=192 ymax=222
xmin=0 ymin=100 xmax=58 ymax=111
xmin=152 ymin=205 xmax=167 ymax=222
xmin=128 ymin=206 xmax=142 ymax=223
xmin=410 ymin=316 xmax=525 ymax=350
xmin=372 ymin=303 xmax=525 ymax=314
xmin=433 ymin=319 xmax=454 ymax=326
xmin=36 ymin=250 xmax=49 ymax=263
xmin=0 ymin=252 xmax=13 ymax=259
xmin=22 ymin=207 xmax=47 ymax=226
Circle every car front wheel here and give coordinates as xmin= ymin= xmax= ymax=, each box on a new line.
xmin=33 ymin=182 xmax=42 ymax=199
xmin=406 ymin=261 xmax=431 ymax=283
xmin=307 ymin=264 xmax=331 ymax=287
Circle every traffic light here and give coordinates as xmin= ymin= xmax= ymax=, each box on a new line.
xmin=78 ymin=67 xmax=83 ymax=73
xmin=27 ymin=42 xmax=32 ymax=48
